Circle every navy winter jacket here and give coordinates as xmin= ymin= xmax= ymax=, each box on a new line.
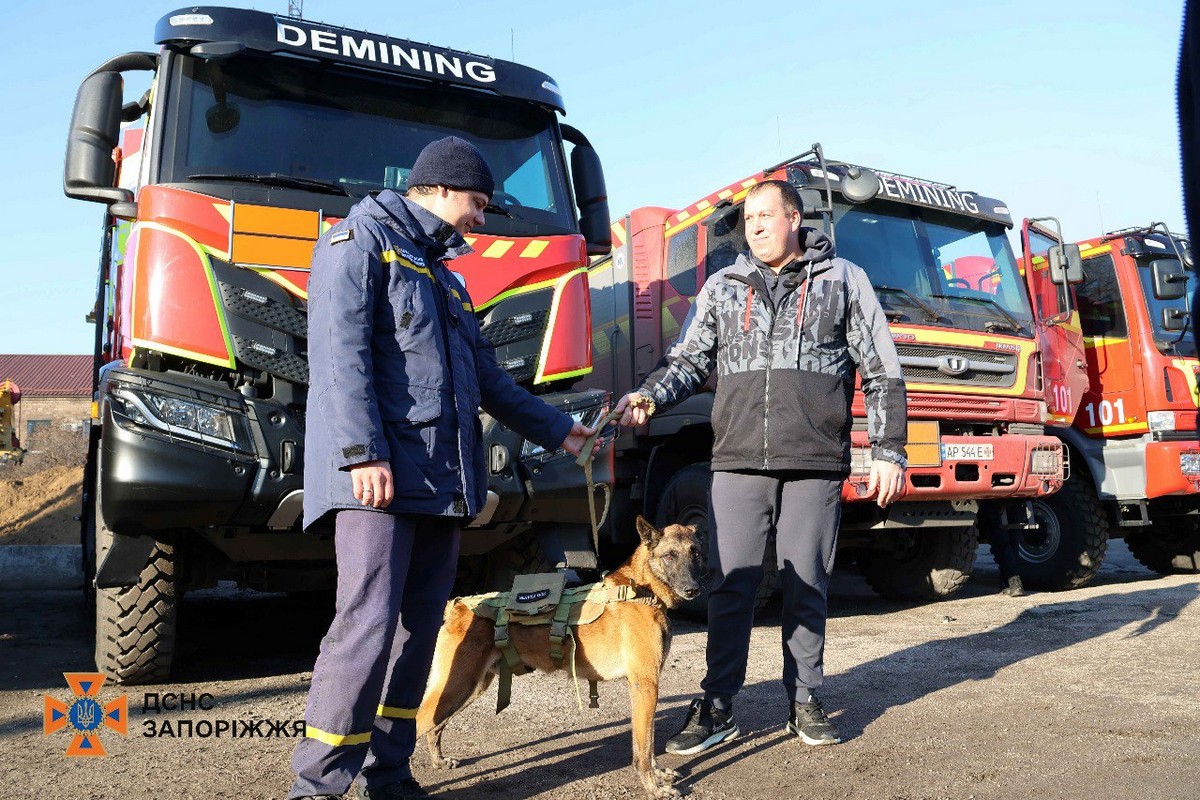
xmin=302 ymin=191 xmax=574 ymax=528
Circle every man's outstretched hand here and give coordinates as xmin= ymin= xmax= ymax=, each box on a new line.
xmin=614 ymin=391 xmax=653 ymax=427
xmin=560 ymin=421 xmax=600 ymax=458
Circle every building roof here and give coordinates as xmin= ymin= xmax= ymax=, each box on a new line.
xmin=0 ymin=355 xmax=92 ymax=398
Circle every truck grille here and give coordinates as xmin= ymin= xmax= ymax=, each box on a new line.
xmin=233 ymin=335 xmax=310 ymax=385
xmin=895 ymin=344 xmax=1018 ymax=388
xmin=481 ymin=308 xmax=550 ymax=347
xmin=219 ymin=282 xmax=308 ymax=339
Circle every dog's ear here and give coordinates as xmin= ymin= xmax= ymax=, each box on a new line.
xmin=635 ymin=515 xmax=662 ymax=548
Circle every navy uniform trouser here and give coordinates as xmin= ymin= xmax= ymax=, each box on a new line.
xmin=701 ymin=470 xmax=842 ymax=706
xmin=289 ymin=509 xmax=459 ymax=798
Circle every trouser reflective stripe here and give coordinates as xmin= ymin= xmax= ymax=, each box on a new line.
xmin=377 ymin=705 xmax=418 ymax=719
xmin=304 ymin=725 xmax=373 ymax=747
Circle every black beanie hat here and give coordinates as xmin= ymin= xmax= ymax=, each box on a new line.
xmin=408 ymin=136 xmax=495 ymax=199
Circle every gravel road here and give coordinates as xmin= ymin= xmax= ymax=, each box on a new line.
xmin=2 ymin=541 xmax=1196 ymax=800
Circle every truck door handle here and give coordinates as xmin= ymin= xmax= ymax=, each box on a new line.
xmin=1076 ymin=360 xmax=1086 ymax=369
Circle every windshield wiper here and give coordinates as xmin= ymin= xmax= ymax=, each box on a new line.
xmin=483 ymin=203 xmax=514 ymax=219
xmin=186 ymin=172 xmax=350 ymax=196
xmin=929 ymin=293 xmax=1024 ymax=333
xmin=874 ymin=285 xmax=941 ymax=322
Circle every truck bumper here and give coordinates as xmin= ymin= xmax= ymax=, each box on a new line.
xmin=843 ymin=433 xmax=1064 ymax=504
xmin=1145 ymin=441 xmax=1200 ymax=498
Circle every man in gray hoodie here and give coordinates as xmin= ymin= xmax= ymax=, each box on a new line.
xmin=615 ymin=179 xmax=906 ymax=751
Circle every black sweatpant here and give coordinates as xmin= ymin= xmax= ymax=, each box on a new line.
xmin=701 ymin=470 xmax=842 ymax=705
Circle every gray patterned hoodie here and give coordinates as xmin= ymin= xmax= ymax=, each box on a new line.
xmin=638 ymin=227 xmax=907 ymax=474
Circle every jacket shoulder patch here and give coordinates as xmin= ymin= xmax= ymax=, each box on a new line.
xmin=331 ymin=230 xmax=354 ymax=245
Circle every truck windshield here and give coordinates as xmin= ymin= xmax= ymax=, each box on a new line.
xmin=832 ymin=201 xmax=1034 ymax=335
xmin=1136 ymin=256 xmax=1197 ymax=357
xmin=705 ymin=198 xmax=1034 ymax=335
xmin=161 ymin=52 xmax=575 ymax=236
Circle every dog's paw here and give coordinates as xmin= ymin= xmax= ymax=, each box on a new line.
xmin=431 ymin=755 xmax=460 ymax=770
xmin=654 ymin=766 xmax=682 ymax=786
xmin=649 ymin=785 xmax=683 ymax=800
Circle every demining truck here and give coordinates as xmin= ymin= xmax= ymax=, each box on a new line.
xmin=64 ymin=6 xmax=614 ymax=684
xmin=1046 ymin=224 xmax=1200 ymax=574
xmin=581 ymin=145 xmax=1087 ymax=604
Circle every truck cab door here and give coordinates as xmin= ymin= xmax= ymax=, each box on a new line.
xmin=1021 ymin=219 xmax=1088 ymax=426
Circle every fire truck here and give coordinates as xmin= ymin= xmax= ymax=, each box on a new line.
xmin=64 ymin=6 xmax=613 ymax=683
xmin=1033 ymin=224 xmax=1200 ymax=576
xmin=581 ymin=145 xmax=1087 ymax=604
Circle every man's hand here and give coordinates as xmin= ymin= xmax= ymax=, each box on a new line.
xmin=867 ymin=460 xmax=905 ymax=507
xmin=560 ymin=421 xmax=600 ymax=457
xmin=615 ymin=391 xmax=653 ymax=427
xmin=350 ymin=460 xmax=393 ymax=508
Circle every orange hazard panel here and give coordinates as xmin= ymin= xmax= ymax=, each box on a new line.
xmin=231 ymin=203 xmax=321 ymax=269
xmin=132 ymin=226 xmax=231 ymax=365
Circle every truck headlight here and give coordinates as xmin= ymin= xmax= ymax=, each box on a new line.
xmin=1148 ymin=411 xmax=1177 ymax=432
xmin=1029 ymin=447 xmax=1061 ymax=476
xmin=1181 ymin=451 xmax=1200 ymax=476
xmin=110 ymin=386 xmax=252 ymax=453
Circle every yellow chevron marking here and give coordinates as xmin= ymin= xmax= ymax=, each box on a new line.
xmin=464 ymin=236 xmax=477 ymax=247
xmin=741 ymin=179 xmax=758 ymax=188
xmin=675 ymin=210 xmax=690 ymax=223
xmin=482 ymin=240 xmax=515 ymax=258
xmin=696 ymin=200 xmax=711 ymax=211
xmin=521 ymin=240 xmax=550 ymax=258
xmin=718 ymin=189 xmax=733 ymax=200
xmin=611 ymin=223 xmax=627 ymax=246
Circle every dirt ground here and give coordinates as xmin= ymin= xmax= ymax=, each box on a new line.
xmin=1 ymin=542 xmax=1196 ymax=800
xmin=0 ymin=465 xmax=83 ymax=545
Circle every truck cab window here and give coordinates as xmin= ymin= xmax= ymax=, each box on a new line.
xmin=1077 ymin=253 xmax=1127 ymax=337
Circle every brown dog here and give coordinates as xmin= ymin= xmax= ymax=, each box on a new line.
xmin=417 ymin=517 xmax=704 ymax=799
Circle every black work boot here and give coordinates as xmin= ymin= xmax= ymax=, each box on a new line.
xmin=353 ymin=778 xmax=433 ymax=799
xmin=665 ymin=698 xmax=739 ymax=755
xmin=787 ymin=695 xmax=842 ymax=746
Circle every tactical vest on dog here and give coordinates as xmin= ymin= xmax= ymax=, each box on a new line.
xmin=456 ymin=572 xmax=659 ymax=712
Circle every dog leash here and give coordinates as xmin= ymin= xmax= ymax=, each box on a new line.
xmin=575 ymin=408 xmax=622 ymax=553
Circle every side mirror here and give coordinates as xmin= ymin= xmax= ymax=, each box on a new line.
xmin=1162 ymin=307 xmax=1189 ymax=331
xmin=64 ymin=70 xmax=133 ymax=207
xmin=1152 ymin=258 xmax=1189 ymax=300
xmin=798 ymin=189 xmax=824 ymax=216
xmin=1048 ymin=243 xmax=1083 ymax=285
xmin=840 ymin=166 xmax=881 ymax=204
xmin=569 ymin=141 xmax=611 ymax=256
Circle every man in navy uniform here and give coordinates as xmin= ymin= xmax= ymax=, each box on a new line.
xmin=290 ymin=136 xmax=597 ymax=800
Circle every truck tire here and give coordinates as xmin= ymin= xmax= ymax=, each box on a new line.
xmin=860 ymin=526 xmax=978 ymax=601
xmin=1125 ymin=523 xmax=1200 ymax=575
xmin=653 ymin=463 xmax=779 ymax=617
xmin=94 ymin=493 xmax=178 ymax=684
xmin=996 ymin=471 xmax=1108 ymax=590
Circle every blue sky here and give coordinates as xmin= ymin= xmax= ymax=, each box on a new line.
xmin=0 ymin=0 xmax=1186 ymax=354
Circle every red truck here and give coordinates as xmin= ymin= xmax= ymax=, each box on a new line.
xmin=1027 ymin=224 xmax=1200 ymax=577
xmin=581 ymin=145 xmax=1082 ymax=603
xmin=64 ymin=6 xmax=614 ymax=683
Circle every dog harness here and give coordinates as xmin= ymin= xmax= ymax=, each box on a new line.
xmin=455 ymin=572 xmax=661 ymax=713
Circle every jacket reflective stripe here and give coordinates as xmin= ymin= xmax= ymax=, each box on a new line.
xmin=304 ymin=724 xmax=372 ymax=746
xmin=381 ymin=249 xmax=433 ymax=278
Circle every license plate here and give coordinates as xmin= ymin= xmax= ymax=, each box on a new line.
xmin=942 ymin=443 xmax=994 ymax=461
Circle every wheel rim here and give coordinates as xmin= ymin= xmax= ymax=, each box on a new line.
xmin=1019 ymin=500 xmax=1061 ymax=564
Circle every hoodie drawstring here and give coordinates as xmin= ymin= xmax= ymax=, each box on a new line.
xmin=743 ymin=286 xmax=755 ymax=332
